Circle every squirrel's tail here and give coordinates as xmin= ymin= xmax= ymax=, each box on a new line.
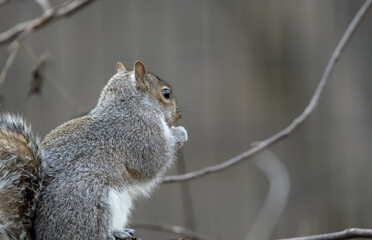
xmin=0 ymin=113 xmax=41 ymax=240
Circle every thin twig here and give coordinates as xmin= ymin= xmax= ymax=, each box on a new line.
xmin=131 ymin=222 xmax=214 ymax=240
xmin=161 ymin=0 xmax=372 ymax=184
xmin=8 ymin=8 xmax=55 ymax=45
xmin=0 ymin=0 xmax=9 ymax=7
xmin=0 ymin=0 xmax=96 ymax=89
xmin=0 ymin=0 xmax=96 ymax=45
xmin=246 ymin=147 xmax=290 ymax=240
xmin=279 ymin=228 xmax=372 ymax=240
xmin=56 ymin=0 xmax=94 ymax=16
xmin=35 ymin=0 xmax=52 ymax=12
xmin=0 ymin=41 xmax=20 ymax=88
xmin=22 ymin=42 xmax=39 ymax=62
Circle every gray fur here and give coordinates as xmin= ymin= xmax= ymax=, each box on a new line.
xmin=0 ymin=113 xmax=41 ymax=240
xmin=34 ymin=67 xmax=187 ymax=239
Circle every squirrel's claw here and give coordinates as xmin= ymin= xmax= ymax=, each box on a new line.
xmin=112 ymin=229 xmax=136 ymax=240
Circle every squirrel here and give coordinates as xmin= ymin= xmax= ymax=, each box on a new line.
xmin=0 ymin=61 xmax=188 ymax=240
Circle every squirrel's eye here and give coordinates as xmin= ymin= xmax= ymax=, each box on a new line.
xmin=162 ymin=88 xmax=170 ymax=99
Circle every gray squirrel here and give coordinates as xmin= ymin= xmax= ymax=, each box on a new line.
xmin=0 ymin=61 xmax=188 ymax=240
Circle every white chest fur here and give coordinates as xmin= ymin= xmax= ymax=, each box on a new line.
xmin=107 ymin=181 xmax=158 ymax=231
xmin=107 ymin=188 xmax=133 ymax=231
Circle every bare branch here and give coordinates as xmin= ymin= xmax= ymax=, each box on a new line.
xmin=0 ymin=42 xmax=21 ymax=88
xmin=279 ymin=228 xmax=372 ymax=240
xmin=131 ymin=222 xmax=214 ymax=240
xmin=56 ymin=0 xmax=94 ymax=16
xmin=0 ymin=0 xmax=9 ymax=7
xmin=0 ymin=0 xmax=96 ymax=95
xmin=161 ymin=0 xmax=372 ymax=184
xmin=246 ymin=148 xmax=290 ymax=240
xmin=0 ymin=0 xmax=96 ymax=45
xmin=35 ymin=0 xmax=52 ymax=12
xmin=2 ymin=9 xmax=55 ymax=45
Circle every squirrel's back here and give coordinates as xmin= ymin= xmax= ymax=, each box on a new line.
xmin=0 ymin=113 xmax=41 ymax=240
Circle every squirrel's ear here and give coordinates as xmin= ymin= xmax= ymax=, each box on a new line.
xmin=115 ymin=62 xmax=127 ymax=73
xmin=134 ymin=61 xmax=147 ymax=91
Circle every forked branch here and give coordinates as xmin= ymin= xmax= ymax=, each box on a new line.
xmin=131 ymin=222 xmax=213 ymax=240
xmin=0 ymin=0 xmax=96 ymax=45
xmin=0 ymin=0 xmax=96 ymax=89
xmin=280 ymin=228 xmax=372 ymax=240
xmin=161 ymin=0 xmax=372 ymax=184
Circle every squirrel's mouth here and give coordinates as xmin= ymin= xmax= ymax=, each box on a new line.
xmin=166 ymin=112 xmax=181 ymax=128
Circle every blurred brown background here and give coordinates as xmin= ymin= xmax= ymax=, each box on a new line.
xmin=1 ymin=0 xmax=372 ymax=239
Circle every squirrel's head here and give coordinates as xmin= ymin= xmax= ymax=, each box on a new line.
xmin=96 ymin=61 xmax=181 ymax=127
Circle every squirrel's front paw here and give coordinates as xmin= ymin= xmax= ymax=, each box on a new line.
xmin=111 ymin=229 xmax=139 ymax=240
xmin=172 ymin=126 xmax=188 ymax=147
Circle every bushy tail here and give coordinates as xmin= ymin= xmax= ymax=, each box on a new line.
xmin=0 ymin=113 xmax=41 ymax=240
